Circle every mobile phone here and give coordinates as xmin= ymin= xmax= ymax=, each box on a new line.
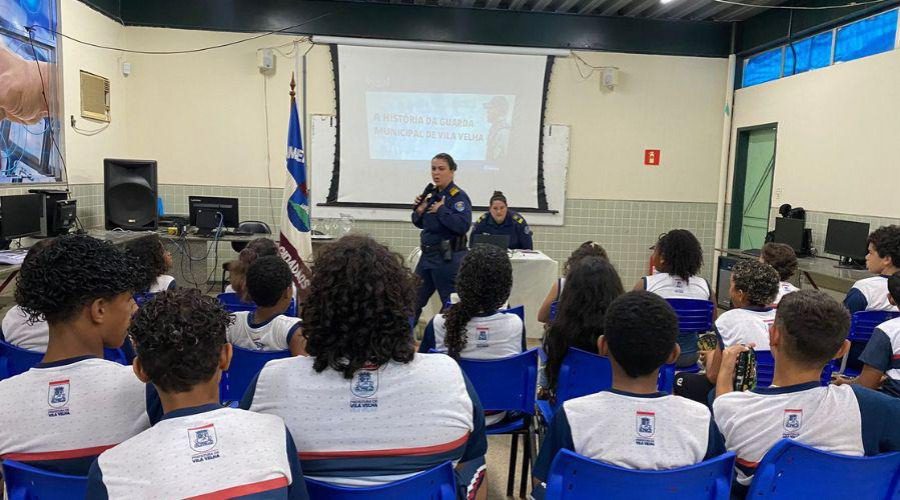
xmin=697 ymin=333 xmax=718 ymax=352
xmin=733 ymin=347 xmax=757 ymax=392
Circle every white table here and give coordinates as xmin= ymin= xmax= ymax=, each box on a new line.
xmin=409 ymin=249 xmax=558 ymax=338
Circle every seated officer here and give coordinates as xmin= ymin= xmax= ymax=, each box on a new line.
xmin=472 ymin=191 xmax=533 ymax=250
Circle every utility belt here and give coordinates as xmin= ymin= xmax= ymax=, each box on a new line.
xmin=421 ymin=236 xmax=467 ymax=261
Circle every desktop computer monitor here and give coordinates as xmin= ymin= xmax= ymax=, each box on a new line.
xmin=0 ymin=194 xmax=43 ymax=240
xmin=188 ymin=196 xmax=239 ymax=229
xmin=824 ymin=219 xmax=870 ymax=263
xmin=774 ymin=217 xmax=805 ymax=254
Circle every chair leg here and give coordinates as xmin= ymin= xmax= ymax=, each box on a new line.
xmin=507 ymin=432 xmax=519 ymax=497
xmin=520 ymin=430 xmax=532 ymax=499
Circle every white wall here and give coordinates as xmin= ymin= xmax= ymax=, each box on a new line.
xmin=730 ymin=47 xmax=900 ymax=218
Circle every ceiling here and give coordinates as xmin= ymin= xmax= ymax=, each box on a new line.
xmin=324 ymin=0 xmax=790 ymax=21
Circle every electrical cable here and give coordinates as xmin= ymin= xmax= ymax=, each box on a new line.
xmin=712 ymin=0 xmax=889 ymax=10
xmin=25 ymin=28 xmax=69 ymax=191
xmin=570 ymin=51 xmax=618 ymax=80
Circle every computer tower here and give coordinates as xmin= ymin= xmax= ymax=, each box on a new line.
xmin=28 ymin=189 xmax=77 ymax=237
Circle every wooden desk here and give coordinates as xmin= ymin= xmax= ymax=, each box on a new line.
xmin=717 ymin=248 xmax=870 ymax=294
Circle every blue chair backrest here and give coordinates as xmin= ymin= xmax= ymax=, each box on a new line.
xmin=549 ymin=300 xmax=559 ymax=321
xmin=217 ymin=292 xmax=297 ymax=317
xmin=545 ymin=449 xmax=735 ymax=499
xmin=666 ymin=299 xmax=715 ymax=333
xmin=754 ymin=351 xmax=832 ymax=388
xmin=2 ymin=459 xmax=88 ymax=500
xmin=220 ymin=345 xmax=290 ymax=402
xmin=305 ymin=461 xmax=457 ymax=500
xmin=849 ymin=310 xmax=900 ymax=343
xmin=556 ymin=348 xmax=612 ymax=405
xmin=500 ymin=304 xmax=526 ymax=349
xmin=458 ymin=348 xmax=538 ymax=415
xmin=658 ymin=364 xmax=676 ymax=394
xmin=748 ymin=439 xmax=900 ymax=499
xmin=133 ymin=292 xmax=156 ymax=307
xmin=0 ymin=340 xmax=43 ymax=380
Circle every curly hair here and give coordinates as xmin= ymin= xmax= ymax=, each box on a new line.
xmin=442 ymin=245 xmax=512 ymax=358
xmin=563 ymin=241 xmax=609 ymax=276
xmin=776 ymin=290 xmax=849 ymax=367
xmin=128 ymin=288 xmax=234 ymax=393
xmin=230 ymin=238 xmax=279 ymax=301
xmin=124 ymin=234 xmax=169 ymax=292
xmin=301 ymin=235 xmax=417 ymax=379
xmin=655 ymin=229 xmax=703 ymax=281
xmin=604 ymin=291 xmax=678 ymax=378
xmin=888 ymin=272 xmax=900 ymax=305
xmin=868 ymin=225 xmax=900 ymax=267
xmin=25 ymin=238 xmax=56 ymax=262
xmin=246 ymin=255 xmax=293 ymax=307
xmin=761 ymin=242 xmax=798 ymax=281
xmin=15 ymin=234 xmax=140 ymax=324
xmin=543 ymin=256 xmax=624 ymax=393
xmin=732 ymin=259 xmax=780 ymax=306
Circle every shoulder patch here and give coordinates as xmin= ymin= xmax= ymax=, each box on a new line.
xmin=513 ymin=214 xmax=525 ymax=224
xmin=449 ymin=187 xmax=460 ymax=196
xmin=454 ymin=200 xmax=466 ymax=212
xmin=524 ymin=225 xmax=532 ymax=235
xmin=478 ymin=213 xmax=487 ymax=223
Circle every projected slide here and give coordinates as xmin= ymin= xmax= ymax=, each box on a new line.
xmin=366 ymin=92 xmax=515 ymax=162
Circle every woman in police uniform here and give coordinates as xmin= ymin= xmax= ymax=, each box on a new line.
xmin=412 ymin=153 xmax=472 ymax=322
xmin=471 ymin=191 xmax=533 ymax=250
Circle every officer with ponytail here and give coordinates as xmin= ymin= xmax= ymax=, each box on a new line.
xmin=471 ymin=191 xmax=534 ymax=250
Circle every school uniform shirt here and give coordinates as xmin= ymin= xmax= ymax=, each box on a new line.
xmin=713 ymin=382 xmax=900 ymax=486
xmin=241 ymin=353 xmax=487 ymax=492
xmin=844 ymin=275 xmax=899 ymax=314
xmin=1 ymin=304 xmax=49 ymax=352
xmin=0 ymin=356 xmax=162 ymax=475
xmin=858 ymin=316 xmax=900 ymax=398
xmin=418 ymin=311 xmax=523 ymax=359
xmin=774 ymin=281 xmax=799 ymax=305
xmin=643 ymin=273 xmax=711 ymax=301
xmin=227 ymin=311 xmax=301 ymax=352
xmin=715 ymin=306 xmax=777 ymax=350
xmin=85 ymin=404 xmax=308 ymax=500
xmin=532 ymin=390 xmax=724 ymax=498
xmin=147 ymin=274 xmax=176 ymax=293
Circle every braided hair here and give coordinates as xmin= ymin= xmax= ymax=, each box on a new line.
xmin=442 ymin=245 xmax=513 ymax=358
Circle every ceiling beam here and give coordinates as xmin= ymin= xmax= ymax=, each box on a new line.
xmin=576 ymin=0 xmax=607 ymax=14
xmin=621 ymin=0 xmax=659 ymax=17
xmin=653 ymin=0 xmax=717 ymax=19
xmin=532 ymin=0 xmax=557 ymax=11
xmin=485 ymin=0 xmax=502 ymax=8
xmin=553 ymin=0 xmax=582 ymax=12
xmin=719 ymin=0 xmax=783 ymax=21
xmin=687 ymin=1 xmax=734 ymax=20
xmin=508 ymin=0 xmax=529 ymax=10
xmin=599 ymin=0 xmax=634 ymax=16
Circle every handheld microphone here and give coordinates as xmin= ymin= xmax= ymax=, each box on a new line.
xmin=416 ymin=183 xmax=435 ymax=207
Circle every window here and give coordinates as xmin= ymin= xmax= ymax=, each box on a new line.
xmin=834 ymin=9 xmax=898 ymax=63
xmin=743 ymin=47 xmax=783 ymax=87
xmin=783 ymin=32 xmax=834 ymax=76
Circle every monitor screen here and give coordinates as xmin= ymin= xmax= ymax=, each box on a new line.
xmin=188 ymin=196 xmax=239 ymax=228
xmin=0 ymin=194 xmax=43 ymax=239
xmin=774 ymin=217 xmax=805 ymax=253
xmin=824 ymin=219 xmax=870 ymax=260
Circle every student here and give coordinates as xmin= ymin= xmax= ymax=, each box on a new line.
xmin=541 ymin=256 xmax=624 ymax=401
xmin=844 ymin=225 xmax=900 ymax=314
xmin=850 ymin=272 xmax=900 ymax=398
xmin=716 ymin=260 xmax=779 ymax=350
xmin=226 ymin=238 xmax=279 ymax=300
xmin=86 ymin=289 xmax=307 ymax=499
xmin=419 ymin=244 xmax=521 ymax=359
xmin=759 ymin=242 xmax=799 ymax=304
xmin=242 ymin=235 xmax=488 ymax=499
xmin=537 ymin=241 xmax=609 ymax=323
xmin=636 ymin=230 xmax=711 ymax=367
xmin=0 ymin=235 xmax=161 ymax=475
xmin=0 ymin=238 xmax=55 ymax=351
xmin=124 ymin=234 xmax=175 ymax=293
xmin=714 ymin=290 xmax=900 ymax=493
xmin=226 ymin=255 xmax=305 ymax=355
xmin=533 ymin=292 xmax=724 ymax=499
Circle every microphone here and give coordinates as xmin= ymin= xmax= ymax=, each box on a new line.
xmin=416 ymin=183 xmax=435 ymax=207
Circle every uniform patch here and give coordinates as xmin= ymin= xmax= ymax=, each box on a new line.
xmin=350 ymin=369 xmax=379 ymax=412
xmin=782 ymin=409 xmax=802 ymax=438
xmin=455 ymin=201 xmax=466 ymax=212
xmin=449 ymin=187 xmax=460 ymax=196
xmin=524 ymin=225 xmax=532 ymax=235
xmin=635 ymin=411 xmax=655 ymax=446
xmin=47 ymin=379 xmax=71 ymax=417
xmin=476 ymin=327 xmax=490 ymax=348
xmin=189 ymin=423 xmax=221 ymax=462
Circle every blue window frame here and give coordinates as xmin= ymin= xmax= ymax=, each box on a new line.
xmin=783 ymin=31 xmax=834 ymax=76
xmin=834 ymin=9 xmax=898 ymax=63
xmin=743 ymin=47 xmax=783 ymax=87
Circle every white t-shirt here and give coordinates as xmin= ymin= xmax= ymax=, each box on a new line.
xmin=1 ymin=305 xmax=49 ymax=352
xmin=148 ymin=274 xmax=176 ymax=293
xmin=715 ymin=307 xmax=777 ymax=350
xmin=428 ymin=311 xmax=523 ymax=360
xmin=774 ymin=281 xmax=799 ymax=305
xmin=226 ymin=311 xmax=301 ymax=352
xmin=644 ymin=273 xmax=711 ymax=300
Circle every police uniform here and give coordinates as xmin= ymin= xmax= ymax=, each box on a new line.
xmin=412 ymin=182 xmax=472 ymax=321
xmin=471 ymin=211 xmax=533 ymax=250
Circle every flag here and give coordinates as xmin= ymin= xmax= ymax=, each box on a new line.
xmin=278 ymin=74 xmax=313 ymax=301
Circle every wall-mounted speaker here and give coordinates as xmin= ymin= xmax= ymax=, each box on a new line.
xmin=104 ymin=159 xmax=158 ymax=231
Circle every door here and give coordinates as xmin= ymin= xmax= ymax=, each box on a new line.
xmin=729 ymin=125 xmax=777 ymax=250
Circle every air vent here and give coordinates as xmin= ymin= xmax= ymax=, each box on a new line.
xmin=80 ymin=70 xmax=110 ymax=122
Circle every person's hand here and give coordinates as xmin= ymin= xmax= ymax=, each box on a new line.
xmin=831 ymin=374 xmax=854 ymax=386
xmin=427 ymin=198 xmax=445 ymax=214
xmin=0 ymin=46 xmax=52 ymax=125
xmin=414 ymin=195 xmax=429 ymax=215
xmin=715 ymin=343 xmax=754 ymax=398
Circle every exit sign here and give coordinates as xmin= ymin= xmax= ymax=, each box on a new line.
xmin=644 ymin=149 xmax=661 ymax=166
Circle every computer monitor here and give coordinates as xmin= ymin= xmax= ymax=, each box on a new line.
xmin=774 ymin=217 xmax=805 ymax=254
xmin=188 ymin=196 xmax=239 ymax=229
xmin=824 ymin=219 xmax=870 ymax=265
xmin=0 ymin=194 xmax=43 ymax=239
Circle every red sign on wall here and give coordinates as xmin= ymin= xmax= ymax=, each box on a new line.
xmin=644 ymin=149 xmax=661 ymax=166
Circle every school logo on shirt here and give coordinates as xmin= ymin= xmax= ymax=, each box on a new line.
xmin=47 ymin=379 xmax=71 ymax=417
xmin=782 ymin=409 xmax=803 ymax=438
xmin=188 ymin=424 xmax=221 ymax=462
xmin=476 ymin=327 xmax=489 ymax=348
xmin=635 ymin=411 xmax=656 ymax=446
xmin=350 ymin=368 xmax=379 ymax=412
xmin=673 ymin=279 xmax=686 ymax=293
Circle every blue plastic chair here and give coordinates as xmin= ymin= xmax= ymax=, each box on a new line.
xmin=666 ymin=299 xmax=715 ymax=370
xmin=217 ymin=292 xmax=297 ymax=317
xmin=838 ymin=310 xmax=900 ymax=376
xmin=304 ymin=461 xmax=457 ymax=499
xmin=133 ymin=292 xmax=157 ymax=307
xmin=501 ymin=305 xmax=527 ymax=350
xmin=748 ymin=439 xmax=900 ymax=499
xmin=0 ymin=341 xmax=127 ymax=380
xmin=458 ymin=348 xmax=538 ymax=498
xmin=219 ymin=345 xmax=290 ymax=402
xmin=537 ymin=348 xmax=612 ymax=427
xmin=545 ymin=449 xmax=735 ymax=499
xmin=2 ymin=460 xmax=88 ymax=500
xmin=658 ymin=363 xmax=676 ymax=394
xmin=754 ymin=351 xmax=833 ymax=388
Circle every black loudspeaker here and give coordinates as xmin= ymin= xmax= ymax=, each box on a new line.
xmin=104 ymin=159 xmax=158 ymax=231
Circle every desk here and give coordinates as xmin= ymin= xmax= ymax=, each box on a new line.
xmin=717 ymin=248 xmax=871 ymax=296
xmin=409 ymin=249 xmax=558 ymax=339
